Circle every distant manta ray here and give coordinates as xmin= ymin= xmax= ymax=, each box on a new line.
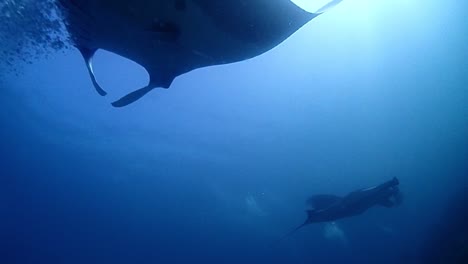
xmin=272 ymin=177 xmax=402 ymax=246
xmin=58 ymin=0 xmax=342 ymax=107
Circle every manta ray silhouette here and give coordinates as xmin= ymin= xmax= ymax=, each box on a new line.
xmin=273 ymin=177 xmax=402 ymax=246
xmin=58 ymin=0 xmax=342 ymax=107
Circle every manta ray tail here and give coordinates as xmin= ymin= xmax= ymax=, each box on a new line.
xmin=271 ymin=221 xmax=309 ymax=247
xmin=78 ymin=47 xmax=107 ymax=96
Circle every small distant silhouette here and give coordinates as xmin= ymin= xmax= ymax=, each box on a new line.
xmin=278 ymin=177 xmax=402 ymax=242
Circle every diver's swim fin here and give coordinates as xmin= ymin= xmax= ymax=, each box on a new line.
xmin=78 ymin=47 xmax=107 ymax=96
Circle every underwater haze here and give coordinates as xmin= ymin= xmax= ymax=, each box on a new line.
xmin=1 ymin=0 xmax=467 ymax=263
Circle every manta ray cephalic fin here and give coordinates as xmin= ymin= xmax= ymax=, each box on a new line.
xmin=111 ymin=85 xmax=155 ymax=107
xmin=78 ymin=47 xmax=107 ymax=96
xmin=111 ymin=72 xmax=176 ymax=107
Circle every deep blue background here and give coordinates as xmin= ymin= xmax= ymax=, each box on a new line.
xmin=1 ymin=0 xmax=467 ymax=263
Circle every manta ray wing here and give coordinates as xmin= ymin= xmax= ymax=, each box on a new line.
xmin=59 ymin=0 xmax=328 ymax=106
xmin=307 ymin=194 xmax=342 ymax=210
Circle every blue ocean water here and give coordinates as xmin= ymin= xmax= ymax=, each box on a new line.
xmin=1 ymin=0 xmax=467 ymax=263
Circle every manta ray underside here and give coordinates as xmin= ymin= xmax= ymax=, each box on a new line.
xmin=58 ymin=0 xmax=342 ymax=107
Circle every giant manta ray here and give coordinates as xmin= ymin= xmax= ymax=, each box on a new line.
xmin=58 ymin=0 xmax=342 ymax=107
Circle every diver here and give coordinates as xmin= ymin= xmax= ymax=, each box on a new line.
xmin=278 ymin=177 xmax=402 ymax=241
